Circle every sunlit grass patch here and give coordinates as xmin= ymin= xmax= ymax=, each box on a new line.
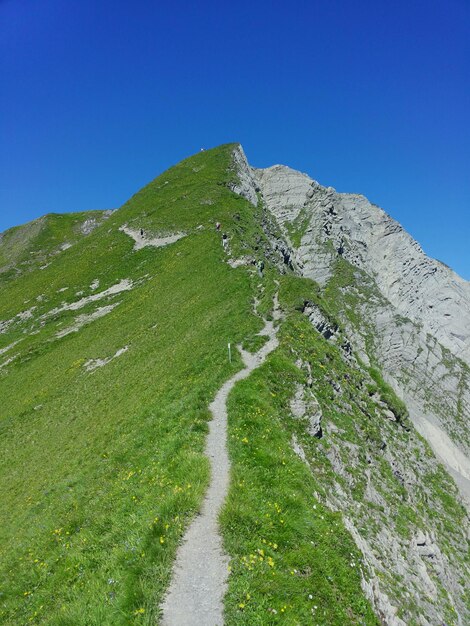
xmin=222 ymin=337 xmax=378 ymax=625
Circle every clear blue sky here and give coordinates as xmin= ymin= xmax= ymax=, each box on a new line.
xmin=1 ymin=0 xmax=469 ymax=278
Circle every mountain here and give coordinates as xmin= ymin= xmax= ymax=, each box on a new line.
xmin=0 ymin=210 xmax=114 ymax=280
xmin=0 ymin=144 xmax=468 ymax=625
xmin=244 ymin=154 xmax=470 ymax=502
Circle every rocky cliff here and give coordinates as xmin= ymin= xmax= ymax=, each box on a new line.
xmin=253 ymin=163 xmax=470 ymax=364
xmin=231 ymin=144 xmax=470 ymax=625
xmin=231 ymin=145 xmax=470 ymax=505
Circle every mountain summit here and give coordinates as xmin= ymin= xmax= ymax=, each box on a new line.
xmin=1 ymin=144 xmax=468 ymax=625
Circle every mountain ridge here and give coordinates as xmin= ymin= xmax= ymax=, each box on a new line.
xmin=0 ymin=143 xmax=468 ymax=625
xmin=227 ymin=144 xmax=470 ymax=506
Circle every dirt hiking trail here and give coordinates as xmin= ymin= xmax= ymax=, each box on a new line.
xmin=161 ymin=295 xmax=281 ymax=625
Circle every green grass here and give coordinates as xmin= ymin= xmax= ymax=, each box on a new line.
xmin=285 ymin=208 xmax=310 ymax=249
xmin=368 ymin=367 xmax=409 ymax=423
xmin=221 ymin=341 xmax=378 ymax=624
xmin=0 ymin=144 xmax=268 ymax=625
xmin=1 ymin=143 xmax=468 ymax=625
xmin=0 ymin=211 xmax=111 ymax=284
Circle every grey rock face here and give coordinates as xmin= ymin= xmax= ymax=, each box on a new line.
xmin=228 ymin=145 xmax=259 ymax=207
xmin=364 ymin=296 xmax=470 ymax=493
xmin=252 ymin=165 xmax=314 ymax=222
xmin=80 ymin=218 xmax=99 ymax=235
xmin=290 ymin=382 xmax=323 ymax=438
xmin=229 ymin=148 xmax=470 ymax=505
xmin=229 ymin=147 xmax=470 ymax=625
xmin=252 ymin=164 xmax=470 ymax=364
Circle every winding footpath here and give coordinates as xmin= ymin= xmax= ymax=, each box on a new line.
xmin=161 ymin=296 xmax=281 ymax=625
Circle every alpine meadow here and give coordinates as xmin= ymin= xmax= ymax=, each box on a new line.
xmin=1 ymin=144 xmax=469 ymax=626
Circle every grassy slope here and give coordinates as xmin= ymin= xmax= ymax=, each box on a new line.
xmin=0 ymin=211 xmax=110 ymax=281
xmin=222 ymin=278 xmax=378 ymax=625
xmin=0 ymin=145 xmax=260 ymax=625
xmin=221 ymin=268 xmax=469 ymax=624
xmin=1 ymin=144 xmax=380 ymax=625
xmin=271 ymin=255 xmax=470 ymax=622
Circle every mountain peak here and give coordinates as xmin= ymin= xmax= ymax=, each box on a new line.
xmin=1 ymin=145 xmax=469 ymax=625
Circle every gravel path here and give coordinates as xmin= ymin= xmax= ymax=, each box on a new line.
xmin=160 ymin=296 xmax=280 ymax=626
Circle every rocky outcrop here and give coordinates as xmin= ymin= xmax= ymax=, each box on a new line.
xmin=252 ymin=165 xmax=313 ymax=223
xmin=290 ymin=381 xmax=323 ymax=438
xmin=79 ymin=210 xmax=114 ymax=235
xmin=229 ymin=147 xmax=470 ymax=508
xmin=286 ymin=333 xmax=470 ymax=626
xmin=228 ymin=145 xmax=259 ymax=207
xmin=251 ymin=164 xmax=470 ymax=365
xmin=229 ymin=147 xmax=470 ymax=624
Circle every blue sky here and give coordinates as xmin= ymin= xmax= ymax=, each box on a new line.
xmin=1 ymin=0 xmax=469 ymax=278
